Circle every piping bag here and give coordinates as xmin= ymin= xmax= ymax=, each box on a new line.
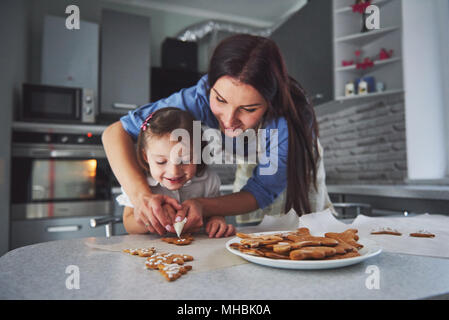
xmin=174 ymin=217 xmax=187 ymax=238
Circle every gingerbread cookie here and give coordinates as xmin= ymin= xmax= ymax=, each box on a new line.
xmin=161 ymin=234 xmax=194 ymax=245
xmin=325 ymin=251 xmax=361 ymax=260
xmin=145 ymin=252 xmax=194 ymax=270
xmin=236 ymin=233 xmax=283 ymax=242
xmin=370 ymin=227 xmax=402 ymax=236
xmin=158 ymin=263 xmax=192 ymax=281
xmin=410 ymin=230 xmax=435 ymax=238
xmin=290 ymin=247 xmax=337 ymax=260
xmin=123 ymin=247 xmax=156 ymax=257
xmin=325 ymin=229 xmax=363 ymax=249
xmin=261 ymin=250 xmax=290 ymax=260
xmin=287 ymin=233 xmax=339 ymax=247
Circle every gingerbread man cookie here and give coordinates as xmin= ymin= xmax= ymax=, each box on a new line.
xmin=123 ymin=247 xmax=156 ymax=257
xmin=161 ymin=234 xmax=194 ymax=245
xmin=325 ymin=229 xmax=364 ymax=249
xmin=158 ymin=263 xmax=193 ymax=281
xmin=370 ymin=227 xmax=402 ymax=236
xmin=289 ymin=246 xmax=337 ymax=260
xmin=410 ymin=230 xmax=435 ymax=238
xmin=145 ymin=252 xmax=194 ymax=270
xmin=286 ymin=228 xmax=339 ymax=247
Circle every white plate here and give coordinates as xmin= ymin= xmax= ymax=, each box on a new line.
xmin=226 ymin=231 xmax=382 ymax=270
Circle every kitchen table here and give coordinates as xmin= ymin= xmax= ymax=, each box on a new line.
xmin=1 ymin=231 xmax=449 ymax=300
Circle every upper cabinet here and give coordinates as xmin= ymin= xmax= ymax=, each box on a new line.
xmin=271 ymin=0 xmax=334 ymax=106
xmin=100 ymin=9 xmax=151 ymax=116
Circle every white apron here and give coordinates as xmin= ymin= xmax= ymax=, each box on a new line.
xmin=232 ymin=139 xmax=335 ymax=225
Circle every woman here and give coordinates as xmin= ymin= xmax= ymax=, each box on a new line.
xmin=102 ymin=34 xmax=334 ymax=236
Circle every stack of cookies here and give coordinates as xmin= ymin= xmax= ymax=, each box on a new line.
xmin=230 ymin=228 xmax=363 ymax=260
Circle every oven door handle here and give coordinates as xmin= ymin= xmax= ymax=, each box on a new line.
xmin=46 ymin=225 xmax=81 ymax=233
xmin=31 ymin=150 xmax=98 ymax=158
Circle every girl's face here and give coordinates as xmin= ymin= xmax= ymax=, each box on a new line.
xmin=143 ymin=134 xmax=197 ymax=191
xmin=210 ymin=76 xmax=268 ymax=138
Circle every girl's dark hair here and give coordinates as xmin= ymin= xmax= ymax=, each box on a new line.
xmin=208 ymin=34 xmax=319 ymax=216
xmin=136 ymin=107 xmax=207 ymax=176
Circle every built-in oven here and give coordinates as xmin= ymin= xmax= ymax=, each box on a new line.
xmin=10 ymin=122 xmax=116 ymax=249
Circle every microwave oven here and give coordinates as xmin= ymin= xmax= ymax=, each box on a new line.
xmin=21 ymin=83 xmax=96 ymax=124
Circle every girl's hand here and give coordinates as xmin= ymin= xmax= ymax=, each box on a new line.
xmin=174 ymin=199 xmax=204 ymax=234
xmin=133 ymin=193 xmax=182 ymax=235
xmin=205 ymin=216 xmax=236 ymax=238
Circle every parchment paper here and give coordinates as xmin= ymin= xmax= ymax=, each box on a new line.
xmin=297 ymin=210 xmax=449 ymax=259
xmin=85 ymin=234 xmax=247 ymax=273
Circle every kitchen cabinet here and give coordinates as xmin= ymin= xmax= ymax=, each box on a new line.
xmin=41 ymin=15 xmax=99 ymax=107
xmin=100 ymin=9 xmax=150 ymax=116
xmin=271 ymin=0 xmax=334 ymax=106
xmin=333 ymin=0 xmax=403 ymax=102
xmin=10 ymin=217 xmax=107 ymax=250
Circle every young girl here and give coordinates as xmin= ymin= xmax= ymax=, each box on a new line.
xmin=116 ymin=107 xmax=235 ymax=238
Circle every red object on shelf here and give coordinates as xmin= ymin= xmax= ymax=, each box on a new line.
xmin=342 ymin=60 xmax=355 ymax=67
xmin=356 ymin=57 xmax=374 ymax=69
xmin=379 ymin=48 xmax=394 ymax=60
xmin=351 ymin=1 xmax=372 ymax=14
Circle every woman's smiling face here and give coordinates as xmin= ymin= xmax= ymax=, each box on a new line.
xmin=209 ymin=76 xmax=268 ymax=137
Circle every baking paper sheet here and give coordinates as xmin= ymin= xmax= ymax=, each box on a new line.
xmin=298 ymin=210 xmax=449 ymax=259
xmin=85 ymin=233 xmax=247 ymax=273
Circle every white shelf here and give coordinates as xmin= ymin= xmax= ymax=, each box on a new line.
xmin=314 ymin=90 xmax=404 ymax=117
xmin=335 ymin=0 xmax=392 ymax=14
xmin=335 ymin=89 xmax=404 ymax=102
xmin=335 ymin=57 xmax=401 ymax=72
xmin=331 ymin=0 xmax=404 ymax=111
xmin=335 ymin=26 xmax=400 ymax=46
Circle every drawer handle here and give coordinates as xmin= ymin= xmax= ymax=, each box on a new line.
xmin=112 ymin=103 xmax=137 ymax=110
xmin=46 ymin=225 xmax=81 ymax=233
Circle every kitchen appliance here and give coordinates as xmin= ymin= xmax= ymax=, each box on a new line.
xmin=10 ymin=122 xmax=115 ymax=249
xmin=21 ymin=83 xmax=96 ymax=124
xmin=162 ymin=38 xmax=198 ymax=72
xmin=151 ymin=67 xmax=202 ymax=102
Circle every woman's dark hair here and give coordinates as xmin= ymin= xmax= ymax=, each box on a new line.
xmin=136 ymin=107 xmax=207 ymax=177
xmin=208 ymin=34 xmax=319 ymax=216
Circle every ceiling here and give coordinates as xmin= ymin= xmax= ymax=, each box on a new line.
xmin=107 ymin=0 xmax=308 ymax=28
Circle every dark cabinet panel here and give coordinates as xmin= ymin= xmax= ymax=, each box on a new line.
xmin=271 ymin=0 xmax=333 ymax=105
xmin=100 ymin=9 xmax=150 ymax=115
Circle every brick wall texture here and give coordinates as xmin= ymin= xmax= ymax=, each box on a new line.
xmin=317 ymin=96 xmax=408 ymax=185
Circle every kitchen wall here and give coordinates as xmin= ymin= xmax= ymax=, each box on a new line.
xmin=0 ymin=0 xmax=30 ymax=256
xmin=318 ymin=94 xmax=407 ymax=185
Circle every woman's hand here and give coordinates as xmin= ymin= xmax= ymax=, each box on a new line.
xmin=162 ymin=203 xmax=177 ymax=233
xmin=133 ymin=193 xmax=182 ymax=235
xmin=174 ymin=199 xmax=204 ymax=233
xmin=205 ymin=216 xmax=236 ymax=238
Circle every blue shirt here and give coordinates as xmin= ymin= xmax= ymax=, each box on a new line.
xmin=120 ymin=75 xmax=289 ymax=209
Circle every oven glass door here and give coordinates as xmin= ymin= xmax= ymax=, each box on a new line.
xmin=12 ymin=157 xmax=111 ymax=203
xmin=11 ymin=156 xmax=112 ymax=219
xmin=31 ymin=159 xmax=98 ymax=201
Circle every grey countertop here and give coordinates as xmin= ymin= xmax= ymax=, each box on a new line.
xmin=1 ymin=230 xmax=449 ymax=300
xmin=327 ymin=184 xmax=449 ymax=200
